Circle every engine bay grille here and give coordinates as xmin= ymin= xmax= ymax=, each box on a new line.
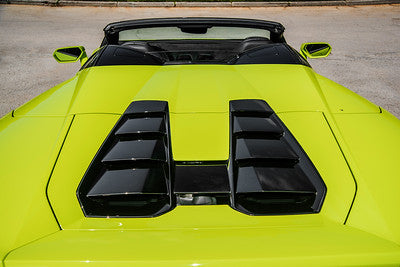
xmin=229 ymin=99 xmax=326 ymax=215
xmin=77 ymin=100 xmax=326 ymax=217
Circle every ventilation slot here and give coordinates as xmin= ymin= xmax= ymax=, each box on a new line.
xmin=174 ymin=164 xmax=230 ymax=206
xmin=230 ymin=99 xmax=326 ymax=215
xmin=77 ymin=99 xmax=326 ymax=218
xmin=77 ymin=101 xmax=172 ymax=217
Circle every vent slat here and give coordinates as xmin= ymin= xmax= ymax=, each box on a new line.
xmin=85 ymin=194 xmax=170 ymax=217
xmin=230 ymin=99 xmax=273 ymax=116
xmin=87 ymin=168 xmax=168 ymax=197
xmin=235 ymin=192 xmax=316 ymax=215
xmin=115 ymin=117 xmax=166 ymax=136
xmin=124 ymin=101 xmax=168 ymax=115
xmin=235 ymin=139 xmax=298 ymax=162
xmin=102 ymin=140 xmax=167 ymax=163
xmin=236 ymin=166 xmax=316 ymax=193
xmin=233 ymin=116 xmax=283 ymax=137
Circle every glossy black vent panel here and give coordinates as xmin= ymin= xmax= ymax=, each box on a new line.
xmin=229 ymin=99 xmax=326 ymax=215
xmin=115 ymin=118 xmax=166 ymax=136
xmin=78 ymin=99 xmax=326 ymax=217
xmin=233 ymin=117 xmax=283 ymax=137
xmin=77 ymin=100 xmax=172 ymax=218
xmin=235 ymin=139 xmax=298 ymax=163
xmin=236 ymin=166 xmax=315 ymax=193
xmin=86 ymin=194 xmax=171 ymax=217
xmin=124 ymin=100 xmax=168 ymax=115
xmin=87 ymin=168 xmax=168 ymax=197
xmin=102 ymin=140 xmax=167 ymax=163
xmin=230 ymin=99 xmax=273 ymax=115
xmin=174 ymin=165 xmax=230 ymax=193
xmin=235 ymin=192 xmax=316 ymax=214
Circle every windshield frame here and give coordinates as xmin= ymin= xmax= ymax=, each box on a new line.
xmin=102 ymin=17 xmax=286 ymax=45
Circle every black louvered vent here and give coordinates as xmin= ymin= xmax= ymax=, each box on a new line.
xmin=229 ymin=99 xmax=326 ymax=215
xmin=77 ymin=99 xmax=326 ymax=217
xmin=77 ymin=101 xmax=173 ymax=217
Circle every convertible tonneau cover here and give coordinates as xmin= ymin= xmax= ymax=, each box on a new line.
xmin=102 ymin=17 xmax=286 ymax=45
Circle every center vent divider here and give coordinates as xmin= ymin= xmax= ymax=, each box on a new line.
xmin=229 ymin=99 xmax=326 ymax=215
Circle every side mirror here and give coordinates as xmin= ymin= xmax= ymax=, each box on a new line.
xmin=53 ymin=46 xmax=88 ymax=65
xmin=300 ymin=43 xmax=332 ymax=59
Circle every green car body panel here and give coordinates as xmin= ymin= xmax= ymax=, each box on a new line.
xmin=1 ymin=18 xmax=400 ymax=266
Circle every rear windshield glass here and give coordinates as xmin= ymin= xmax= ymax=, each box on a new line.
xmin=119 ymin=26 xmax=271 ymax=41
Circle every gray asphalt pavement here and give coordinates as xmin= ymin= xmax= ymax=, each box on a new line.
xmin=0 ymin=4 xmax=399 ymax=118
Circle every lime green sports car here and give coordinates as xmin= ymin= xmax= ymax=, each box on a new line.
xmin=1 ymin=18 xmax=400 ymax=266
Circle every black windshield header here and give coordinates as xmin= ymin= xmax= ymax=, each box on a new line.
xmin=102 ymin=17 xmax=286 ymax=45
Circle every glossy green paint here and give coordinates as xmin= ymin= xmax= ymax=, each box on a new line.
xmin=53 ymin=46 xmax=88 ymax=65
xmin=334 ymin=110 xmax=400 ymax=245
xmin=1 ymin=63 xmax=399 ymax=265
xmin=12 ymin=65 xmax=379 ymax=116
xmin=13 ymin=76 xmax=79 ymax=117
xmin=315 ymin=74 xmax=380 ymax=114
xmin=5 ymin=217 xmax=400 ymax=267
xmin=0 ymin=114 xmax=73 ymax=261
xmin=300 ymin=43 xmax=332 ymax=59
xmin=47 ymin=112 xmax=355 ymax=230
xmin=171 ymin=112 xmax=229 ymax=160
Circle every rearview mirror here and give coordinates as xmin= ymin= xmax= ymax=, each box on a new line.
xmin=53 ymin=46 xmax=88 ymax=65
xmin=300 ymin=43 xmax=332 ymax=59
